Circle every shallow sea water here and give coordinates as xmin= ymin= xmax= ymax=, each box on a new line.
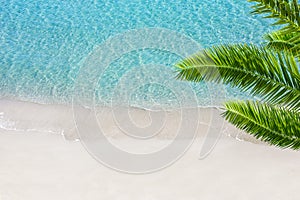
xmin=0 ymin=0 xmax=275 ymax=108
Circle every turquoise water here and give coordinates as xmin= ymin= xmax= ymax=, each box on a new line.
xmin=0 ymin=0 xmax=274 ymax=108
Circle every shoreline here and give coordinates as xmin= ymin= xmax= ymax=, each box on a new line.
xmin=0 ymin=98 xmax=260 ymax=144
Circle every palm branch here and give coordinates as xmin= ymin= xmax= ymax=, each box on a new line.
xmin=175 ymin=0 xmax=300 ymax=150
xmin=249 ymin=0 xmax=300 ymax=56
xmin=176 ymin=44 xmax=300 ymax=111
xmin=223 ymin=101 xmax=300 ymax=149
xmin=175 ymin=44 xmax=300 ymax=149
xmin=264 ymin=31 xmax=300 ymax=55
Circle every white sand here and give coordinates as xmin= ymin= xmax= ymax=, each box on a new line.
xmin=1 ymin=130 xmax=300 ymax=200
xmin=1 ymin=99 xmax=300 ymax=199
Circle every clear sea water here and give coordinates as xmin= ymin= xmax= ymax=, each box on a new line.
xmin=0 ymin=0 xmax=275 ymax=109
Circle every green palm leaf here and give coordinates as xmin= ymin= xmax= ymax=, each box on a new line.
xmin=222 ymin=101 xmax=300 ymax=149
xmin=249 ymin=0 xmax=300 ymax=29
xmin=174 ymin=0 xmax=300 ymax=150
xmin=264 ymin=31 xmax=300 ymax=56
xmin=175 ymin=44 xmax=300 ymax=111
xmin=249 ymin=0 xmax=300 ymax=56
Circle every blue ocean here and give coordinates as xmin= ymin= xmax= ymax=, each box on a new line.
xmin=0 ymin=0 xmax=274 ymax=109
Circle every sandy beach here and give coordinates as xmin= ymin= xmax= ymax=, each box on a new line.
xmin=1 ymin=130 xmax=300 ymax=200
xmin=0 ymin=99 xmax=300 ymax=199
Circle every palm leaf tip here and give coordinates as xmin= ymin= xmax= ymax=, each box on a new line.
xmin=222 ymin=100 xmax=300 ymax=150
xmin=175 ymin=51 xmax=215 ymax=82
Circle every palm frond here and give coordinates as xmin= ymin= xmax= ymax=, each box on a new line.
xmin=249 ymin=0 xmax=300 ymax=56
xmin=249 ymin=0 xmax=300 ymax=29
xmin=222 ymin=100 xmax=300 ymax=149
xmin=264 ymin=31 xmax=300 ymax=56
xmin=175 ymin=44 xmax=300 ymax=111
